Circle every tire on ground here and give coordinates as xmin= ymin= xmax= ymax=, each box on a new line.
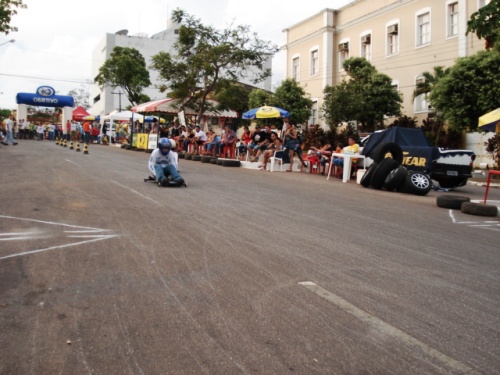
xmin=210 ymin=157 xmax=218 ymax=164
xmin=360 ymin=163 xmax=378 ymax=188
xmin=221 ymin=159 xmax=240 ymax=167
xmin=178 ymin=153 xmax=185 ymax=159
xmin=461 ymin=202 xmax=498 ymax=217
xmin=436 ymin=195 xmax=470 ymax=209
xmin=384 ymin=165 xmax=408 ymax=191
xmin=371 ymin=142 xmax=404 ymax=164
xmin=403 ymin=171 xmax=432 ymax=196
xmin=201 ymin=155 xmax=212 ymax=163
xmin=184 ymin=153 xmax=193 ymax=160
xmin=370 ymin=158 xmax=400 ymax=189
xmin=216 ymin=159 xmax=223 ymax=165
xmin=192 ymin=155 xmax=202 ymax=161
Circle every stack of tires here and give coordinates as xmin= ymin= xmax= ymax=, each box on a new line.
xmin=360 ymin=142 xmax=432 ymax=196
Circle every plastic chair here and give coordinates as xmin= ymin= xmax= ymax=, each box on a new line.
xmin=270 ymin=150 xmax=285 ymax=172
xmin=220 ymin=142 xmax=236 ymax=159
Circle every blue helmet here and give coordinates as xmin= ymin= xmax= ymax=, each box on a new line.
xmin=158 ymin=138 xmax=172 ymax=155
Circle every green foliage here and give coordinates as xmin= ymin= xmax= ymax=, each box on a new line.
xmin=412 ymin=66 xmax=450 ymax=106
xmin=95 ymin=47 xmax=151 ymax=106
xmin=388 ymin=115 xmax=418 ymax=128
xmin=430 ymin=50 xmax=500 ymax=131
xmin=150 ymin=8 xmax=279 ymax=121
xmin=466 ymin=0 xmax=500 ymax=50
xmin=215 ymin=82 xmax=250 ymax=129
xmin=248 ymin=89 xmax=272 ymax=109
xmin=0 ymin=0 xmax=26 ymax=34
xmin=272 ymin=79 xmax=312 ymax=126
xmin=0 ymin=108 xmax=12 ymax=118
xmin=322 ymin=57 xmax=402 ymax=133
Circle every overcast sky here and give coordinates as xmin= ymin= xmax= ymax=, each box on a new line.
xmin=0 ymin=0 xmax=354 ymax=110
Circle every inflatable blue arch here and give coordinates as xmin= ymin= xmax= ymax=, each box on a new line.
xmin=16 ymin=85 xmax=74 ymax=107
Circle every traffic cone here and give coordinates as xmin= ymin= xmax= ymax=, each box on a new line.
xmin=63 ymin=139 xmax=67 ymax=147
xmin=55 ymin=137 xmax=59 ymax=145
xmin=69 ymin=141 xmax=74 ymax=150
xmin=75 ymin=142 xmax=81 ymax=152
xmin=83 ymin=143 xmax=89 ymax=154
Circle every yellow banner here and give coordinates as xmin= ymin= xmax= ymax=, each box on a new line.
xmin=136 ymin=134 xmax=149 ymax=150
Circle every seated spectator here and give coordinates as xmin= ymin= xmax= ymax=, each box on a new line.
xmin=250 ymin=125 xmax=272 ymax=162
xmin=183 ymin=127 xmax=196 ymax=153
xmin=258 ymin=132 xmax=283 ymax=171
xmin=310 ymin=138 xmax=334 ymax=175
xmin=238 ymin=125 xmax=251 ymax=160
xmin=193 ymin=125 xmax=207 ymax=154
xmin=202 ymin=130 xmax=220 ymax=155
xmin=332 ymin=136 xmax=360 ymax=178
xmin=215 ymin=125 xmax=237 ymax=157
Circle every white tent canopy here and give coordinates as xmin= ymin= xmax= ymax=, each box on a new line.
xmin=103 ymin=110 xmax=141 ymax=121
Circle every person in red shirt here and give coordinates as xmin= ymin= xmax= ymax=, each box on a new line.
xmin=83 ymin=121 xmax=91 ymax=144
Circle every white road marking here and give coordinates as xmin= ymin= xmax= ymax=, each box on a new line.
xmin=65 ymin=159 xmax=80 ymax=166
xmin=449 ymin=210 xmax=500 ymax=231
xmin=0 ymin=235 xmax=118 ymax=260
xmin=110 ymin=179 xmax=158 ymax=204
xmin=0 ymin=215 xmax=118 ymax=261
xmin=298 ymin=281 xmax=481 ymax=375
xmin=0 ymin=232 xmax=38 ymax=236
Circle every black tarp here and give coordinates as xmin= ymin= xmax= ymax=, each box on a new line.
xmin=361 ymin=127 xmax=438 ymax=171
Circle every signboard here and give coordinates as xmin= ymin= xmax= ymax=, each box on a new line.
xmin=148 ymin=134 xmax=158 ymax=150
xmin=16 ymin=86 xmax=74 ymax=108
xmin=136 ymin=134 xmax=149 ymax=150
xmin=178 ymin=110 xmax=186 ymax=126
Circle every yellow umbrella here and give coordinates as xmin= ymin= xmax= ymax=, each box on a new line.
xmin=138 ymin=116 xmax=166 ymax=123
xmin=479 ymin=108 xmax=500 ymax=132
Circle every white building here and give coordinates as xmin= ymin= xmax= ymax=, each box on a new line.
xmin=89 ymin=21 xmax=272 ymax=118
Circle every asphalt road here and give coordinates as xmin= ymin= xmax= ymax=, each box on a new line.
xmin=1 ymin=140 xmax=499 ymax=375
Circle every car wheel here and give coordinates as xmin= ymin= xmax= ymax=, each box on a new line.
xmin=360 ymin=163 xmax=378 ymax=188
xmin=436 ymin=195 xmax=470 ymax=209
xmin=371 ymin=142 xmax=404 ymax=164
xmin=384 ymin=165 xmax=408 ymax=191
xmin=403 ymin=171 xmax=432 ymax=196
xmin=370 ymin=158 xmax=400 ymax=190
xmin=461 ymin=202 xmax=498 ymax=217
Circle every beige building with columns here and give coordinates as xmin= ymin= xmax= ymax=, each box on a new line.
xmin=283 ymin=0 xmax=489 ymax=128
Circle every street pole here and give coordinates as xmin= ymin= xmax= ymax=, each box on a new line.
xmin=111 ymin=90 xmax=123 ymax=112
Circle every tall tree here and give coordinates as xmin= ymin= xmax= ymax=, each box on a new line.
xmin=0 ymin=0 xmax=26 ymax=34
xmin=150 ymin=9 xmax=279 ymax=121
xmin=248 ymin=88 xmax=272 ymax=109
xmin=68 ymin=84 xmax=90 ymax=109
xmin=272 ymin=78 xmax=312 ymax=126
xmin=430 ymin=50 xmax=500 ymax=131
xmin=95 ymin=47 xmax=151 ymax=106
xmin=466 ymin=0 xmax=500 ymax=50
xmin=322 ymin=57 xmax=402 ymax=132
xmin=412 ymin=66 xmax=450 ymax=103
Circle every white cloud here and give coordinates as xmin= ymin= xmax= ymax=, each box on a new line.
xmin=0 ymin=0 xmax=353 ymax=109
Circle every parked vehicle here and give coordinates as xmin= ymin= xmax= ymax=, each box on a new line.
xmin=360 ymin=127 xmax=475 ymax=189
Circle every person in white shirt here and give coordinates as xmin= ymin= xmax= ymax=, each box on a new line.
xmin=193 ymin=125 xmax=207 ymax=154
xmin=36 ymin=123 xmax=45 ymax=141
xmin=3 ymin=116 xmax=18 ymax=145
xmin=148 ymin=138 xmax=186 ymax=187
xmin=48 ymin=122 xmax=56 ymax=141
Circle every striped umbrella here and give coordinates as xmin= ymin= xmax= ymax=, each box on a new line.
xmin=242 ymin=106 xmax=290 ymax=119
xmin=479 ymin=108 xmax=500 ymax=132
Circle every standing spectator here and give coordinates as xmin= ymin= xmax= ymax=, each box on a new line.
xmin=2 ymin=115 xmax=18 ymax=145
xmin=91 ymin=125 xmax=99 ymax=143
xmin=36 ymin=122 xmax=44 ymax=141
xmin=282 ymin=118 xmax=300 ymax=172
xmin=83 ymin=121 xmax=91 ymax=144
xmin=65 ymin=120 xmax=71 ymax=141
xmin=70 ymin=121 xmax=78 ymax=142
xmin=48 ymin=122 xmax=56 ymax=141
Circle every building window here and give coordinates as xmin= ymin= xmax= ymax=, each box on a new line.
xmin=415 ymin=75 xmax=428 ymax=112
xmin=310 ymin=50 xmax=319 ymax=76
xmin=387 ymin=24 xmax=399 ymax=55
xmin=448 ymin=2 xmax=459 ymax=37
xmin=309 ymin=101 xmax=318 ymax=125
xmin=338 ymin=41 xmax=349 ymax=70
xmin=417 ymin=11 xmax=431 ymax=46
xmin=361 ymin=34 xmax=371 ymax=61
xmin=292 ymin=57 xmax=300 ymax=81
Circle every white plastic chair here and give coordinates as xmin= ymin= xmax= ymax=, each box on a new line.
xmin=270 ymin=150 xmax=285 ymax=172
